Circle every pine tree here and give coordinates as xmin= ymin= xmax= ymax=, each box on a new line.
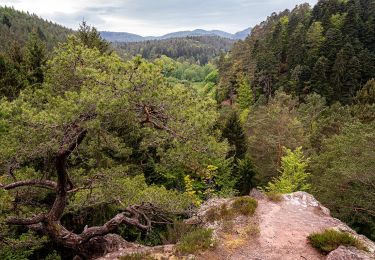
xmin=77 ymin=21 xmax=110 ymax=54
xmin=23 ymin=31 xmax=46 ymax=86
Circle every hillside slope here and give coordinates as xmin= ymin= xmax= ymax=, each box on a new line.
xmin=113 ymin=36 xmax=234 ymax=64
xmin=219 ymin=0 xmax=375 ymax=105
xmin=0 ymin=6 xmax=73 ymax=51
xmin=100 ymin=27 xmax=252 ymax=42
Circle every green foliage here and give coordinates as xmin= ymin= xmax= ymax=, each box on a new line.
xmin=219 ymin=0 xmax=375 ymax=104
xmin=265 ymin=147 xmax=310 ymax=194
xmin=68 ymin=175 xmax=192 ymax=215
xmin=114 ymin=36 xmax=234 ymax=64
xmin=265 ymin=191 xmax=283 ymax=202
xmin=120 ymin=253 xmax=155 ymax=260
xmin=205 ymin=197 xmax=257 ymax=223
xmin=23 ymin=30 xmax=46 ymax=86
xmin=0 ymin=231 xmax=48 ymax=260
xmin=77 ymin=21 xmax=110 ymax=54
xmin=246 ymin=91 xmax=306 ymax=185
xmin=161 ymin=220 xmax=195 ymax=245
xmin=231 ymin=197 xmax=258 ymax=216
xmin=157 ymin=56 xmax=216 ymax=83
xmin=205 ymin=203 xmax=234 ymax=223
xmin=44 ymin=251 xmax=61 ymax=260
xmin=233 ymin=156 xmax=256 ymax=195
xmin=176 ymin=228 xmax=214 ymax=254
xmin=0 ymin=6 xmax=72 ymax=52
xmin=221 ymin=110 xmax=247 ymax=159
xmin=236 ymin=76 xmax=254 ymax=111
xmin=353 ymin=79 xmax=375 ymax=122
xmin=311 ymin=121 xmax=375 ymax=240
xmin=0 ymin=35 xmax=230 ymax=256
xmin=308 ymin=229 xmax=367 ymax=254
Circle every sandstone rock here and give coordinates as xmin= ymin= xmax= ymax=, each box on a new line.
xmin=283 ymin=191 xmax=331 ymax=215
xmin=99 ymin=192 xmax=375 ymax=260
xmin=327 ymin=246 xmax=374 ymax=260
xmin=249 ymin=188 xmax=267 ymax=200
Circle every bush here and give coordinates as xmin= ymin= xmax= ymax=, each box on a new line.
xmin=232 ymin=197 xmax=258 ymax=216
xmin=308 ymin=229 xmax=367 ymax=254
xmin=205 ymin=203 xmax=233 ymax=222
xmin=265 ymin=191 xmax=283 ymax=202
xmin=176 ymin=228 xmax=214 ymax=254
xmin=120 ymin=253 xmax=155 ymax=260
xmin=161 ymin=220 xmax=195 ymax=244
xmin=265 ymin=147 xmax=310 ymax=194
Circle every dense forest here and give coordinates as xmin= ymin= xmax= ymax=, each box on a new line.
xmin=0 ymin=6 xmax=73 ymax=99
xmin=0 ymin=6 xmax=72 ymax=51
xmin=0 ymin=0 xmax=374 ymax=259
xmin=114 ymin=36 xmax=234 ymax=64
xmin=216 ymin=0 xmax=375 ymax=242
xmin=218 ymin=0 xmax=375 ymax=104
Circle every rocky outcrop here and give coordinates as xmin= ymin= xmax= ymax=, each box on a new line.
xmin=327 ymin=246 xmax=374 ymax=260
xmin=99 ymin=192 xmax=375 ymax=260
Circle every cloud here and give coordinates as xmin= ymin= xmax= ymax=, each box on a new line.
xmin=0 ymin=0 xmax=318 ymax=35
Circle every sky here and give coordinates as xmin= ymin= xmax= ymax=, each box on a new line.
xmin=0 ymin=0 xmax=318 ymax=36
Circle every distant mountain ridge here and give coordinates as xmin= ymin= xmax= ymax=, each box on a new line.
xmin=100 ymin=27 xmax=252 ymax=43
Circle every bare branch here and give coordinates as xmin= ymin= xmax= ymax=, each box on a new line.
xmin=7 ymin=214 xmax=46 ymax=225
xmin=1 ymin=180 xmax=57 ymax=191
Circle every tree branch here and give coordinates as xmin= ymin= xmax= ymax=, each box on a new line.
xmin=7 ymin=214 xmax=46 ymax=225
xmin=1 ymin=180 xmax=57 ymax=191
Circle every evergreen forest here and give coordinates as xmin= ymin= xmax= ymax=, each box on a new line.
xmin=0 ymin=1 xmax=374 ymax=259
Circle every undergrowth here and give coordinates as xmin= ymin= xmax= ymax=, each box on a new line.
xmin=265 ymin=191 xmax=283 ymax=202
xmin=119 ymin=252 xmax=155 ymax=260
xmin=232 ymin=197 xmax=258 ymax=216
xmin=308 ymin=229 xmax=367 ymax=254
xmin=176 ymin=228 xmax=214 ymax=254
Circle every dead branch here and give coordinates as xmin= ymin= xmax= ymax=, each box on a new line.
xmin=1 ymin=180 xmax=57 ymax=190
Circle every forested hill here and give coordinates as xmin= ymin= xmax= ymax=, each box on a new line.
xmin=218 ymin=0 xmax=375 ymax=105
xmin=114 ymin=36 xmax=235 ymax=64
xmin=100 ymin=27 xmax=252 ymax=42
xmin=0 ymin=6 xmax=73 ymax=51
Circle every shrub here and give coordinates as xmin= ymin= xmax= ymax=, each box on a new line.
xmin=243 ymin=223 xmax=260 ymax=237
xmin=265 ymin=191 xmax=283 ymax=202
xmin=161 ymin=220 xmax=195 ymax=244
xmin=120 ymin=253 xmax=155 ymax=260
xmin=205 ymin=203 xmax=233 ymax=222
xmin=308 ymin=229 xmax=367 ymax=254
xmin=232 ymin=197 xmax=258 ymax=216
xmin=265 ymin=147 xmax=310 ymax=194
xmin=176 ymin=228 xmax=214 ymax=254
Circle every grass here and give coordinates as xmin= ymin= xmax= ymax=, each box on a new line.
xmin=265 ymin=191 xmax=283 ymax=202
xmin=205 ymin=203 xmax=233 ymax=222
xmin=232 ymin=197 xmax=258 ymax=216
xmin=120 ymin=253 xmax=155 ymax=260
xmin=243 ymin=222 xmax=260 ymax=237
xmin=161 ymin=220 xmax=195 ymax=244
xmin=308 ymin=229 xmax=368 ymax=254
xmin=205 ymin=197 xmax=258 ymax=223
xmin=176 ymin=228 xmax=214 ymax=254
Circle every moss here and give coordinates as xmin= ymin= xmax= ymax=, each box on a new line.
xmin=176 ymin=228 xmax=214 ymax=254
xmin=232 ymin=197 xmax=258 ymax=216
xmin=308 ymin=229 xmax=368 ymax=254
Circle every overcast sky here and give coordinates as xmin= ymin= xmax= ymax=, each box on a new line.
xmin=0 ymin=0 xmax=318 ymax=36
